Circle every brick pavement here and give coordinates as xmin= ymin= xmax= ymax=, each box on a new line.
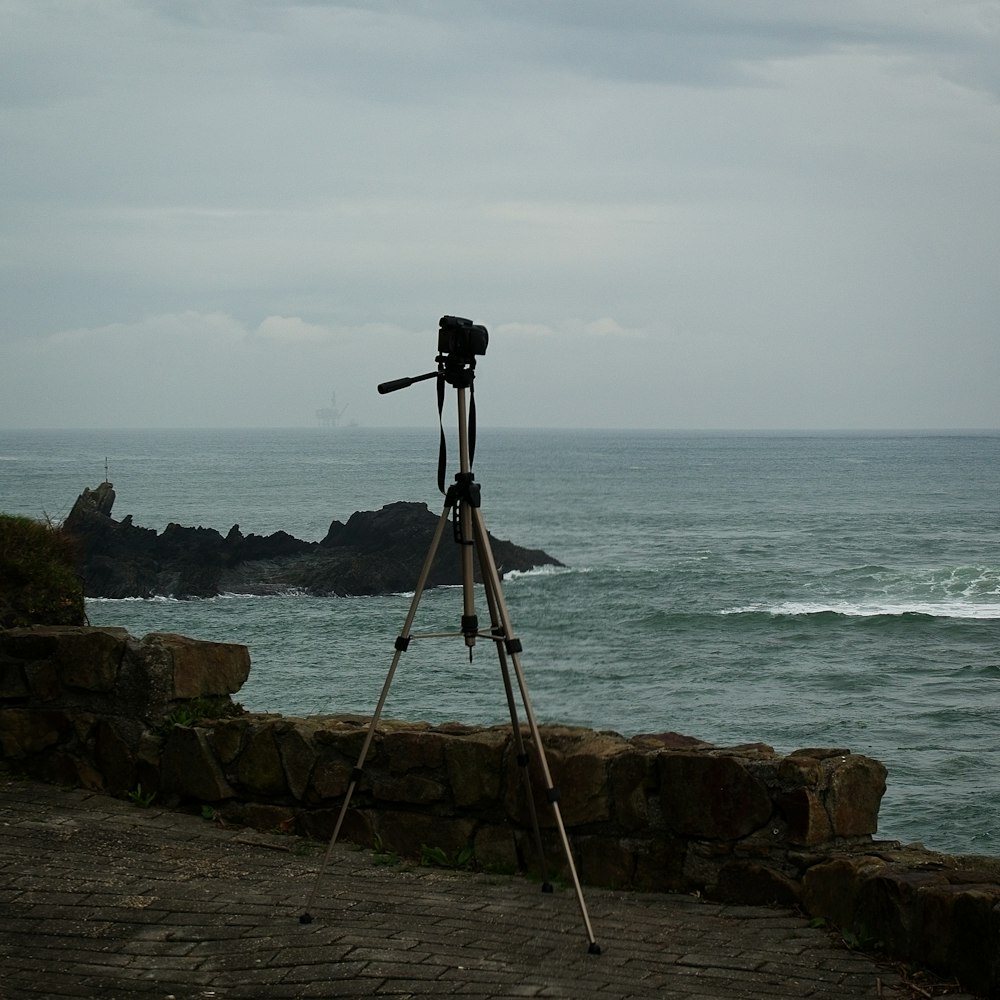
xmin=0 ymin=774 xmax=975 ymax=1000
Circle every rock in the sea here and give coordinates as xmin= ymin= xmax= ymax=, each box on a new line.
xmin=64 ymin=484 xmax=563 ymax=599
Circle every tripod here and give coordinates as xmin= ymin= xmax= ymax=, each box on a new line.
xmin=300 ymin=329 xmax=600 ymax=954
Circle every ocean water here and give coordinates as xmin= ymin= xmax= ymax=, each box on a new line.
xmin=2 ymin=425 xmax=998 ymax=857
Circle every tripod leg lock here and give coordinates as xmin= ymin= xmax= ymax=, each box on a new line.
xmin=451 ymin=504 xmax=475 ymax=546
xmin=516 ymin=752 xmax=530 ymax=768
xmin=351 ymin=766 xmax=365 ymax=784
xmin=504 ymin=637 xmax=523 ymax=655
xmin=394 ymin=635 xmax=411 ymax=652
xmin=546 ymin=787 xmax=561 ymax=804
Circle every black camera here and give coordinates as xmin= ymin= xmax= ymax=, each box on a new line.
xmin=438 ymin=315 xmax=488 ymax=359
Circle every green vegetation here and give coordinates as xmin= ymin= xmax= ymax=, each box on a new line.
xmin=420 ymin=843 xmax=476 ymax=871
xmin=0 ymin=514 xmax=86 ymax=628
xmin=157 ymin=697 xmax=243 ymax=733
xmin=365 ymin=836 xmax=478 ymax=872
xmin=126 ymin=784 xmax=156 ymax=808
xmin=810 ymin=916 xmax=883 ymax=954
xmin=841 ymin=924 xmax=883 ymax=953
xmin=371 ymin=833 xmax=402 ymax=867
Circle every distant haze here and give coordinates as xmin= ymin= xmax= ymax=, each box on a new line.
xmin=2 ymin=2 xmax=998 ymax=430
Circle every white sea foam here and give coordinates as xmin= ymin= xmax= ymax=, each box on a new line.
xmin=503 ymin=564 xmax=575 ymax=580
xmin=721 ymin=599 xmax=1000 ymax=620
xmin=217 ymin=588 xmax=312 ymax=599
xmin=87 ymin=594 xmax=183 ymax=604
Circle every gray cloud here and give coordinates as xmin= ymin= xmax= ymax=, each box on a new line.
xmin=1 ymin=0 xmax=997 ymax=429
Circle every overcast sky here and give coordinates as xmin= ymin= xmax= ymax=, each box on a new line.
xmin=2 ymin=1 xmax=998 ymax=430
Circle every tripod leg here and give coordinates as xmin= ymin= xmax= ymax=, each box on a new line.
xmin=476 ymin=556 xmax=552 ymax=892
xmin=300 ymin=504 xmax=452 ymax=924
xmin=469 ymin=507 xmax=601 ymax=954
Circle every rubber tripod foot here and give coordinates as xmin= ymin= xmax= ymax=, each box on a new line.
xmin=588 ymin=941 xmax=602 ymax=955
xmin=299 ymin=913 xmax=313 ymax=925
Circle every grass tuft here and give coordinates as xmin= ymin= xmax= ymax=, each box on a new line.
xmin=0 ymin=514 xmax=86 ymax=628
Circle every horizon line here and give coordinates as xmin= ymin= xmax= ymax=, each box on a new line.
xmin=1 ymin=425 xmax=999 ymax=435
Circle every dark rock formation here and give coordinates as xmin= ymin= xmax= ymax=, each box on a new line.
xmin=64 ymin=483 xmax=563 ymax=599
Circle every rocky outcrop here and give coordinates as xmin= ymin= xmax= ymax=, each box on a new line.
xmin=64 ymin=483 xmax=562 ymax=599
xmin=2 ymin=624 xmax=999 ymax=995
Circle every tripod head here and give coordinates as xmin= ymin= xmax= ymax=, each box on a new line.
xmin=377 ymin=315 xmax=489 ymax=497
xmin=377 ymin=316 xmax=488 ymax=395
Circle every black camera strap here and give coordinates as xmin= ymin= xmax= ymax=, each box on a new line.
xmin=436 ymin=373 xmax=477 ymax=495
xmin=469 ymin=383 xmax=478 ymax=468
xmin=437 ymin=374 xmax=447 ymax=494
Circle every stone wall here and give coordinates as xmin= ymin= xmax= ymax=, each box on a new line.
xmin=1 ymin=625 xmax=998 ymax=996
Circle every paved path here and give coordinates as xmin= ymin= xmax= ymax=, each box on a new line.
xmin=0 ymin=775 xmax=972 ymax=1000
